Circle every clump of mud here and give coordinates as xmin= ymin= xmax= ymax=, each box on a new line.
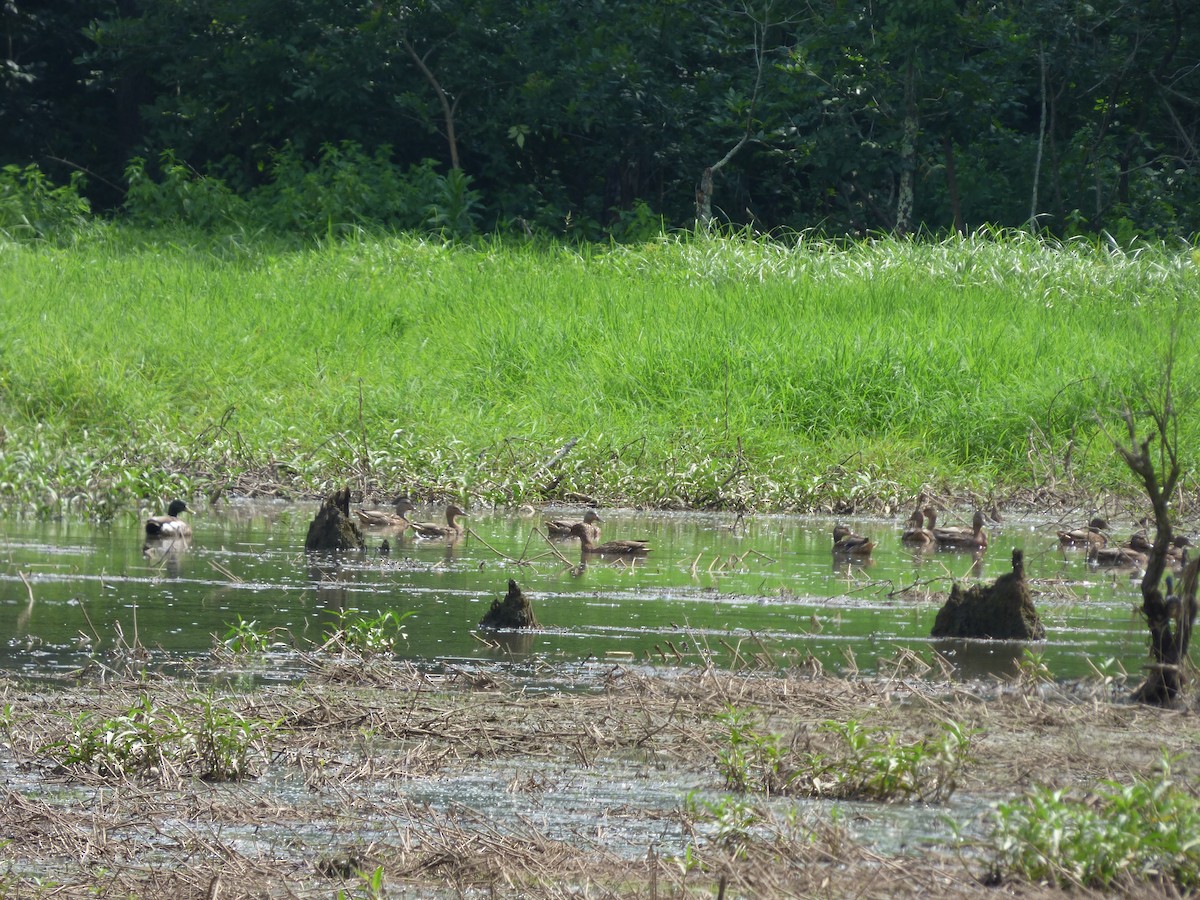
xmin=479 ymin=578 xmax=540 ymax=629
xmin=931 ymin=549 xmax=1045 ymax=640
xmin=304 ymin=486 xmax=365 ymax=553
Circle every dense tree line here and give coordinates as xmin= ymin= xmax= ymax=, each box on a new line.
xmin=4 ymin=0 xmax=1198 ymax=239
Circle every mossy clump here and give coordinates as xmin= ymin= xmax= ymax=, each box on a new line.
xmin=931 ymin=549 xmax=1045 ymax=640
xmin=479 ymin=579 xmax=539 ymax=629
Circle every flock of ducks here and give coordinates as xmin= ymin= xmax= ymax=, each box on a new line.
xmin=1052 ymin=516 xmax=1193 ymax=569
xmin=833 ymin=506 xmax=987 ymax=558
xmin=143 ymin=495 xmax=1191 ymax=570
xmin=833 ymin=500 xmax=1192 ymax=573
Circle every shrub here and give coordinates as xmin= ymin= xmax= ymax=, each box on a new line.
xmin=0 ymin=164 xmax=91 ymax=240
xmin=988 ymin=753 xmax=1200 ymax=891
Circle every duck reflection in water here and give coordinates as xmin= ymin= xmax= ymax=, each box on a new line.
xmin=142 ymin=537 xmax=189 ymax=578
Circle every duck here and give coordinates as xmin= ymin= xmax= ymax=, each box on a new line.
xmin=411 ymin=504 xmax=469 ymax=539
xmin=145 ymin=499 xmax=192 ymax=539
xmin=546 ymin=509 xmax=602 ymax=540
xmin=1167 ymin=535 xmax=1193 ymax=564
xmin=1122 ymin=532 xmax=1190 ymax=560
xmin=900 ymin=507 xmax=934 ymax=546
xmin=832 ymin=525 xmax=875 ymax=556
xmin=1089 ymin=543 xmax=1148 ymax=568
xmin=934 ymin=510 xmax=988 ymax=550
xmin=1057 ymin=517 xmax=1109 ymax=549
xmin=568 ymin=521 xmax=650 ymax=555
xmin=355 ymin=497 xmax=416 ymax=529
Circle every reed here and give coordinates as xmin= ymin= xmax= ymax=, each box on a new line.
xmin=1 ymin=228 xmax=1195 ymax=516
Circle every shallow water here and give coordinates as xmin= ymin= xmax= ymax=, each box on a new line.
xmin=0 ymin=501 xmax=1153 ymax=682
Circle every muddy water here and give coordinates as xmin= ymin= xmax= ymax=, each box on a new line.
xmin=0 ymin=501 xmax=1152 ymax=681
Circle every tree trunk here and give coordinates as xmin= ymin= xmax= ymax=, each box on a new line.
xmin=942 ymin=135 xmax=964 ymax=236
xmin=1112 ymin=398 xmax=1191 ymax=705
xmin=895 ymin=61 xmax=918 ymax=236
xmin=402 ymin=36 xmax=461 ymax=171
xmin=1030 ymin=45 xmax=1047 ymax=231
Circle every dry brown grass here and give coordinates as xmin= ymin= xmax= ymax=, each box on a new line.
xmin=0 ymin=654 xmax=1196 ymax=898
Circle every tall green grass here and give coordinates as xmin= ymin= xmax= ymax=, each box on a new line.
xmin=0 ymin=228 xmax=1196 ymax=517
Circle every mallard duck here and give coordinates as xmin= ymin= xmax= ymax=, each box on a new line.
xmin=546 ymin=509 xmax=602 ymax=541
xmin=411 ymin=504 xmax=469 ymax=539
xmin=832 ymin=525 xmax=875 ymax=556
xmin=145 ymin=499 xmax=192 ymax=539
xmin=1167 ymin=535 xmax=1193 ymax=563
xmin=1057 ymin=517 xmax=1109 ymax=548
xmin=1089 ymin=544 xmax=1148 ymax=568
xmin=1122 ymin=531 xmax=1191 ymax=557
xmin=934 ymin=510 xmax=988 ymax=550
xmin=1125 ymin=531 xmax=1153 ymax=553
xmin=355 ymin=497 xmax=416 ymax=529
xmin=568 ymin=521 xmax=650 ymax=555
xmin=900 ymin=507 xmax=934 ymax=546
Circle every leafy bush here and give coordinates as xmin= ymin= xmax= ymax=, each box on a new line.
xmin=124 ymin=150 xmax=248 ymax=229
xmin=323 ymin=609 xmax=413 ymax=656
xmin=715 ymin=707 xmax=973 ymax=803
xmin=45 ymin=693 xmax=273 ymax=782
xmin=0 ymin=164 xmax=91 ymax=240
xmin=988 ymin=754 xmax=1200 ymax=891
xmin=252 ymin=142 xmax=481 ymax=237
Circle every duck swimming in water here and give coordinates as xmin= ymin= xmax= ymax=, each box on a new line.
xmin=832 ymin=525 xmax=875 ymax=557
xmin=933 ymin=510 xmax=988 ymax=550
xmin=568 ymin=521 xmax=650 ymax=555
xmin=411 ymin=504 xmax=469 ymax=539
xmin=546 ymin=509 xmax=602 ymax=541
xmin=145 ymin=499 xmax=192 ymax=539
xmin=1057 ymin=517 xmax=1109 ymax=549
xmin=356 ymin=497 xmax=416 ymax=529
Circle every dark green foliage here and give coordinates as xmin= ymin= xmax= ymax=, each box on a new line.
xmin=121 ymin=145 xmax=481 ymax=237
xmin=0 ymin=164 xmax=91 ymax=240
xmin=4 ymin=1 xmax=1200 ymax=237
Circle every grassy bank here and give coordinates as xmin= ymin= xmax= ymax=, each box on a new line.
xmin=1 ymin=228 xmax=1197 ymax=518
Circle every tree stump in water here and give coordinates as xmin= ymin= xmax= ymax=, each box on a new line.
xmin=1134 ymin=553 xmax=1199 ymax=705
xmin=931 ymin=549 xmax=1045 ymax=640
xmin=479 ymin=579 xmax=540 ymax=629
xmin=305 ymin=487 xmax=366 ymax=553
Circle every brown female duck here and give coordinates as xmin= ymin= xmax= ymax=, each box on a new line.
xmin=1057 ymin=517 xmax=1109 ymax=549
xmin=355 ymin=497 xmax=416 ymax=529
xmin=933 ymin=510 xmax=988 ymax=550
xmin=1089 ymin=544 xmax=1148 ymax=568
xmin=546 ymin=509 xmax=602 ymax=540
xmin=900 ymin=507 xmax=935 ymax=546
xmin=832 ymin=525 xmax=875 ymax=556
xmin=411 ymin=504 xmax=469 ymax=539
xmin=145 ymin=499 xmax=192 ymax=539
xmin=568 ymin=521 xmax=650 ymax=555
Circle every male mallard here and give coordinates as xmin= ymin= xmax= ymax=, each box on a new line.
xmin=356 ymin=497 xmax=416 ymax=529
xmin=145 ymin=499 xmax=192 ymax=539
xmin=568 ymin=521 xmax=650 ymax=555
xmin=411 ymin=504 xmax=469 ymax=539
xmin=832 ymin=525 xmax=875 ymax=556
xmin=546 ymin=509 xmax=602 ymax=540
xmin=934 ymin=510 xmax=988 ymax=550
xmin=900 ymin=507 xmax=934 ymax=546
xmin=1057 ymin=517 xmax=1109 ymax=548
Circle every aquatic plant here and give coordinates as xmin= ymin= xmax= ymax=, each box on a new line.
xmin=1015 ymin=647 xmax=1054 ymax=685
xmin=323 ymin=610 xmax=413 ymax=656
xmin=221 ymin=616 xmax=273 ymax=653
xmin=45 ymin=693 xmax=273 ymax=782
xmin=987 ymin=753 xmax=1200 ymax=891
xmin=715 ymin=708 xmax=973 ymax=803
